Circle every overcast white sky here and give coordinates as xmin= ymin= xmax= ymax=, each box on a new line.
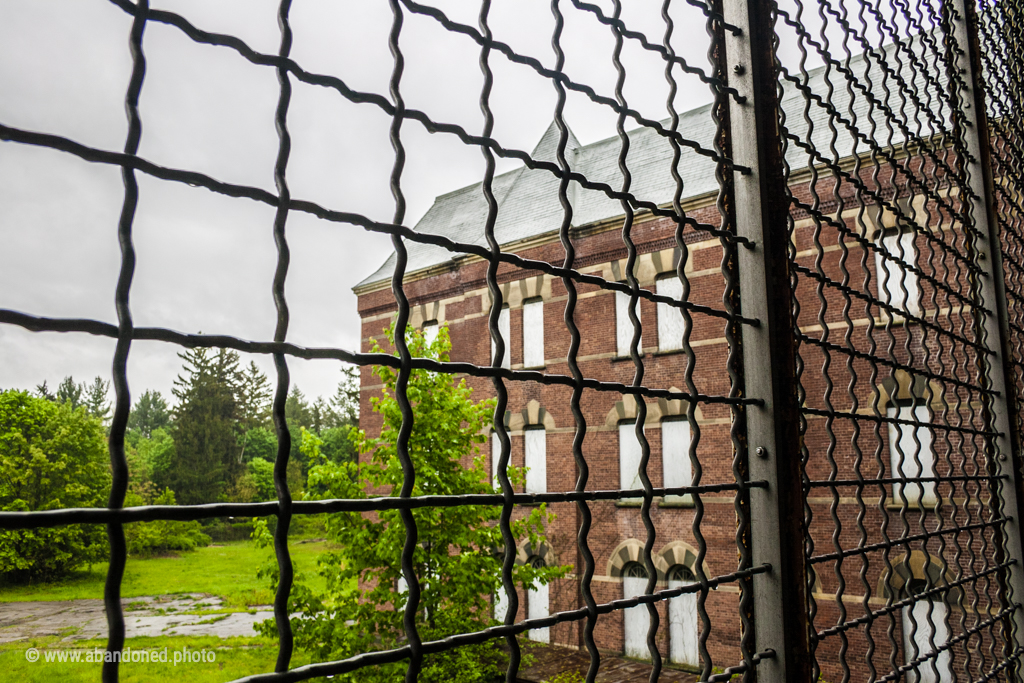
xmin=0 ymin=0 xmax=845 ymax=406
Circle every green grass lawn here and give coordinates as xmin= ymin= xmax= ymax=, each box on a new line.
xmin=0 ymin=539 xmax=338 ymax=609
xmin=0 ymin=635 xmax=293 ymax=683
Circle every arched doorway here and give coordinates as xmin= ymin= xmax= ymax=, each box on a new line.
xmin=901 ymin=577 xmax=952 ymax=683
xmin=622 ymin=562 xmax=650 ymax=659
xmin=526 ymin=554 xmax=549 ymax=644
xmin=667 ymin=564 xmax=698 ymax=667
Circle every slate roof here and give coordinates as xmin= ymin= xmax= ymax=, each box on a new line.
xmin=356 ymin=38 xmax=945 ymax=291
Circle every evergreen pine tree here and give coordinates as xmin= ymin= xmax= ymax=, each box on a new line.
xmin=127 ymin=389 xmax=171 ymax=438
xmin=237 ymin=361 xmax=273 ymax=463
xmin=84 ymin=377 xmax=111 ymax=423
xmin=170 ymin=348 xmax=241 ymax=504
xmin=56 ymin=376 xmax=84 ymax=410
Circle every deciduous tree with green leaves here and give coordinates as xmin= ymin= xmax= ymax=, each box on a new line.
xmin=257 ymin=324 xmax=565 ymax=683
xmin=0 ymin=390 xmax=111 ymax=581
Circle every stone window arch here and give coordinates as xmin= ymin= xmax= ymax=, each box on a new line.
xmin=654 ymin=541 xmax=706 ymax=582
xmin=508 ymin=399 xmax=556 ymax=432
xmin=607 ymin=539 xmax=646 ymax=578
xmin=877 ymin=550 xmax=956 ymax=602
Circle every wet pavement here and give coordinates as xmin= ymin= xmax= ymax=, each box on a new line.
xmin=0 ymin=594 xmax=273 ymax=642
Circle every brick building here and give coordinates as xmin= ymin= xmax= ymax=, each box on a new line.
xmin=353 ymin=48 xmax=990 ymax=681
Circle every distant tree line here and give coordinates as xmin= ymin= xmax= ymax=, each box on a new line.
xmin=31 ymin=351 xmax=359 ymax=507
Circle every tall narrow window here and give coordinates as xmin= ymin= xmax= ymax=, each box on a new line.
xmin=668 ymin=565 xmax=699 ymax=667
xmin=887 ymin=403 xmax=936 ymax=506
xmin=527 ymin=555 xmax=549 ymax=643
xmin=656 ymin=275 xmax=684 ymax=352
xmin=619 ymin=421 xmax=643 ymax=503
xmin=490 ymin=306 xmax=511 ymax=369
xmin=876 ymin=230 xmax=921 ymax=317
xmin=615 ymin=289 xmax=640 ymax=357
xmin=661 ymin=419 xmax=692 ymax=506
xmin=524 ymin=428 xmax=547 ymax=494
xmin=622 ymin=563 xmax=650 ymax=659
xmin=901 ymin=579 xmax=951 ymax=683
xmin=522 ymin=299 xmax=545 ymax=368
xmin=491 ymin=431 xmax=502 ymax=490
xmin=422 ymin=320 xmax=439 ymax=347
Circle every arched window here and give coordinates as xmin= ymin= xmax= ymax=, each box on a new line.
xmin=526 ymin=555 xmax=549 ymax=644
xmin=667 ymin=565 xmax=698 ymax=667
xmin=622 ymin=562 xmax=650 ymax=659
xmin=901 ymin=578 xmax=952 ymax=683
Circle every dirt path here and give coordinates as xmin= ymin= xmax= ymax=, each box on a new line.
xmin=0 ymin=595 xmax=274 ymax=643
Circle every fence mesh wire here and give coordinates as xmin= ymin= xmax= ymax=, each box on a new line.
xmin=1 ymin=0 xmax=1024 ymax=682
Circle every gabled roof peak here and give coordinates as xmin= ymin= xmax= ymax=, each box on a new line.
xmin=530 ymin=120 xmax=581 ymax=163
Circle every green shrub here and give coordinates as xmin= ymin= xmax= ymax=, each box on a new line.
xmin=0 ymin=390 xmax=111 ymax=581
xmin=123 ymin=487 xmax=210 ymax=556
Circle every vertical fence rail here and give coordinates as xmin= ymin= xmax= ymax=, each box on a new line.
xmin=723 ymin=0 xmax=814 ymax=681
xmin=958 ymin=0 xmax=1024 ymax=672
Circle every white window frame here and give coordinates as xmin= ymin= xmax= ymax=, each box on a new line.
xmin=656 ymin=275 xmax=684 ymax=352
xmin=619 ymin=421 xmax=643 ymax=503
xmin=876 ymin=229 xmax=921 ymax=319
xmin=522 ymin=299 xmax=545 ymax=368
xmin=490 ymin=306 xmax=511 ymax=369
xmin=661 ymin=419 xmax=692 ymax=506
xmin=887 ymin=403 xmax=936 ymax=507
xmin=524 ymin=428 xmax=547 ymax=495
xmin=615 ymin=288 xmax=640 ymax=358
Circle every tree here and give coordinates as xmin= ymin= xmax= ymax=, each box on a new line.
xmin=285 ymin=386 xmax=311 ymax=429
xmin=123 ymin=486 xmax=210 ymax=557
xmin=318 ymin=366 xmax=360 ymax=464
xmin=329 ymin=365 xmax=360 ymax=428
xmin=83 ymin=377 xmax=111 ymax=423
xmin=237 ymin=362 xmax=272 ymax=463
xmin=127 ymin=389 xmax=170 ymax=438
xmin=34 ymin=381 xmax=55 ymax=402
xmin=258 ymin=324 xmax=565 ymax=682
xmin=131 ymin=427 xmax=176 ymax=490
xmin=56 ymin=376 xmax=84 ymax=410
xmin=169 ymin=348 xmax=241 ymax=504
xmin=0 ymin=390 xmax=111 ymax=581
